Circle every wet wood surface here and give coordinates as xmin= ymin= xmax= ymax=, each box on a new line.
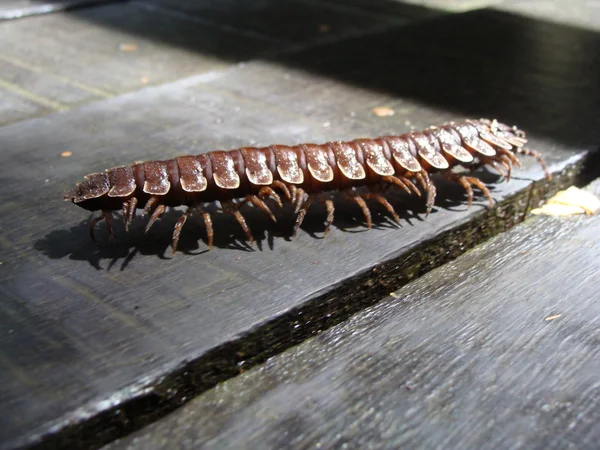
xmin=1 ymin=1 xmax=600 ymax=449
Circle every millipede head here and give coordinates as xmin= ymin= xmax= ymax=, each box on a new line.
xmin=513 ymin=127 xmax=527 ymax=139
xmin=64 ymin=172 xmax=112 ymax=211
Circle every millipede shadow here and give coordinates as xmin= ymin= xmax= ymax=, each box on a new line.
xmin=35 ymin=172 xmax=506 ymax=270
xmin=34 ymin=206 xmax=267 ymax=270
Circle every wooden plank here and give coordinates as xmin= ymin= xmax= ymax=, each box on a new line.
xmin=1 ymin=8 xmax=600 ymax=450
xmin=0 ymin=1 xmax=279 ymax=124
xmin=145 ymin=0 xmax=402 ymax=45
xmin=0 ymin=87 xmax=54 ymax=125
xmin=262 ymin=8 xmax=600 ymax=149
xmin=107 ymin=182 xmax=600 ymax=450
xmin=0 ymin=0 xmax=121 ymax=20
xmin=319 ymin=0 xmax=498 ymax=15
xmin=0 ymin=0 xmax=401 ymax=126
xmin=0 ymin=59 xmax=100 ymax=108
xmin=496 ymin=0 xmax=600 ymax=30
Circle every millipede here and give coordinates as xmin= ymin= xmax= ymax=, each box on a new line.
xmin=63 ymin=118 xmax=550 ymax=254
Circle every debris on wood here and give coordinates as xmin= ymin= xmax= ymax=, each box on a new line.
xmin=544 ymin=314 xmax=562 ymax=321
xmin=371 ymin=106 xmax=395 ymax=117
xmin=531 ymin=186 xmax=600 ymax=216
xmin=118 ymin=43 xmax=138 ymax=52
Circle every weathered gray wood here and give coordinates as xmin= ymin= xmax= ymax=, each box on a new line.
xmin=0 ymin=1 xmax=280 ymax=125
xmin=145 ymin=0 xmax=407 ymax=44
xmin=254 ymin=8 xmax=600 ymax=149
xmin=0 ymin=58 xmax=101 ymax=110
xmin=0 ymin=0 xmax=121 ymax=20
xmin=1 ymin=6 xmax=600 ymax=450
xmin=497 ymin=0 xmax=600 ymax=30
xmin=0 ymin=87 xmax=53 ymax=125
xmin=106 ymin=183 xmax=600 ymax=450
xmin=0 ymin=0 xmax=406 ymax=126
xmin=319 ymin=0 xmax=497 ymax=15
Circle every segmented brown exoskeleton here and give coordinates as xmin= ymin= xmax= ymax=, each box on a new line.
xmin=63 ymin=118 xmax=550 ymax=254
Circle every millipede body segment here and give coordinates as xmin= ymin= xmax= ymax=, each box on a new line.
xmin=63 ymin=118 xmax=550 ymax=254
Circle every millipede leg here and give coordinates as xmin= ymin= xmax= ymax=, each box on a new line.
xmin=233 ymin=211 xmax=253 ymax=243
xmin=517 ymin=147 xmax=552 ymax=180
xmin=414 ymin=172 xmax=428 ymax=192
xmin=201 ymin=210 xmax=214 ymax=250
xmin=122 ymin=202 xmax=128 ymax=226
xmin=324 ymin=199 xmax=335 ymax=236
xmin=402 ymin=177 xmax=422 ymax=197
xmin=485 ymin=159 xmax=508 ymax=179
xmin=426 ymin=181 xmax=436 ymax=216
xmin=417 ymin=171 xmax=436 ymax=216
xmin=471 ymin=153 xmax=513 ymax=181
xmin=293 ymin=189 xmax=306 ymax=214
xmin=383 ymin=175 xmax=412 ymax=196
xmin=498 ymin=148 xmax=523 ymax=169
xmin=442 ymin=171 xmax=494 ymax=208
xmin=91 ymin=211 xmax=114 ymax=242
xmin=224 ymin=201 xmax=254 ymax=244
xmin=292 ymin=195 xmax=312 ymax=238
xmin=145 ymin=204 xmax=166 ymax=233
xmin=246 ymin=195 xmax=277 ymax=223
xmin=143 ymin=196 xmax=160 ymax=218
xmin=444 ymin=171 xmax=474 ymax=207
xmin=386 ymin=175 xmax=421 ymax=197
xmin=466 ymin=177 xmax=494 ymax=207
xmin=362 ymin=193 xmax=401 ymax=224
xmin=272 ymin=181 xmax=292 ymax=202
xmin=123 ymin=197 xmax=138 ymax=232
xmin=258 ymin=186 xmax=283 ymax=207
xmin=498 ymin=155 xmax=514 ymax=181
xmin=289 ymin=185 xmax=298 ymax=205
xmin=352 ymin=196 xmax=372 ymax=229
xmin=171 ymin=208 xmax=192 ymax=255
xmin=90 ymin=210 xmax=115 ymax=243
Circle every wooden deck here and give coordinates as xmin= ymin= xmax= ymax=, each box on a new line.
xmin=108 ymin=181 xmax=600 ymax=450
xmin=0 ymin=1 xmax=599 ymax=449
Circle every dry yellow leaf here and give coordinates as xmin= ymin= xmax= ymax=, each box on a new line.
xmin=531 ymin=186 xmax=600 ymax=216
xmin=548 ymin=186 xmax=600 ymax=214
xmin=531 ymin=203 xmax=586 ymax=216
